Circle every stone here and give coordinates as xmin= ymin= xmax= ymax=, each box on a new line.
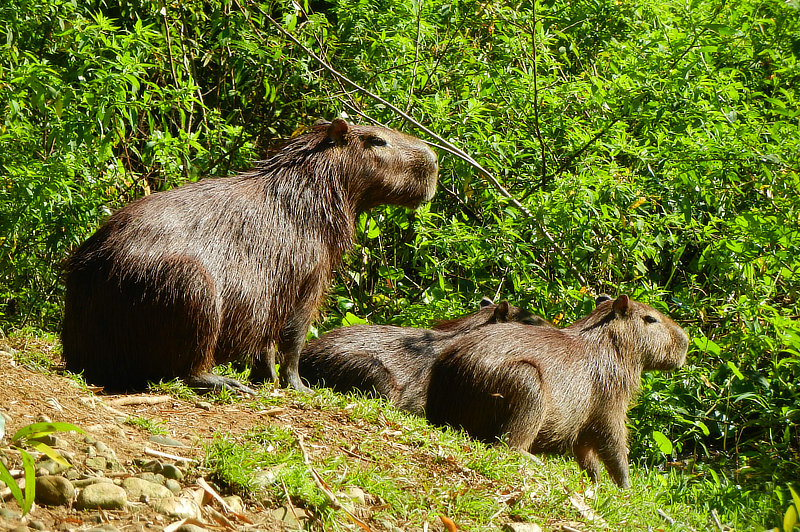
xmin=161 ymin=464 xmax=183 ymax=481
xmin=149 ymin=497 xmax=201 ymax=519
xmin=37 ymin=458 xmax=71 ymax=475
xmin=122 ymin=477 xmax=173 ymax=500
xmin=84 ymin=456 xmax=108 ymax=471
xmin=28 ymin=521 xmax=46 ymax=530
xmin=35 ymin=475 xmax=75 ymax=506
xmin=222 ymin=495 xmax=244 ymax=514
xmin=165 ymin=479 xmax=182 ymax=494
xmin=195 ymin=401 xmax=212 ymax=411
xmin=73 ymin=477 xmax=114 ymax=488
xmin=271 ymin=506 xmax=313 ymax=530
xmin=137 ymin=472 xmax=165 ymax=485
xmin=76 ymin=483 xmax=128 ymax=510
xmin=503 ymin=523 xmax=543 ymax=532
xmin=147 ymin=435 xmax=185 ymax=447
xmin=139 ymin=460 xmax=163 ymax=473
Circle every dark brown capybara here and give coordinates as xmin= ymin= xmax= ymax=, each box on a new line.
xmin=299 ymin=298 xmax=553 ymax=415
xmin=425 ymin=295 xmax=689 ymax=488
xmin=61 ymin=119 xmax=438 ymax=393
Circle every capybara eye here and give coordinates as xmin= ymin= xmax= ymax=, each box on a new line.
xmin=364 ymin=135 xmax=388 ymax=147
xmin=643 ymin=315 xmax=659 ymax=324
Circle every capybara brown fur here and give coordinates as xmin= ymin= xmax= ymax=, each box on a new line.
xmin=299 ymin=298 xmax=552 ymax=415
xmin=61 ymin=119 xmax=438 ymax=393
xmin=425 ymin=295 xmax=688 ymax=488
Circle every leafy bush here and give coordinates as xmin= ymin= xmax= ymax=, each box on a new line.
xmin=1 ymin=0 xmax=798 ymax=525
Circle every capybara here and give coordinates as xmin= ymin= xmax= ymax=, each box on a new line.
xmin=299 ymin=298 xmax=552 ymax=415
xmin=425 ymin=295 xmax=688 ymax=488
xmin=61 ymin=119 xmax=438 ymax=393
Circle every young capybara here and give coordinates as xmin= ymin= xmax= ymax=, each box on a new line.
xmin=299 ymin=298 xmax=553 ymax=415
xmin=61 ymin=119 xmax=438 ymax=393
xmin=425 ymin=295 xmax=689 ymax=488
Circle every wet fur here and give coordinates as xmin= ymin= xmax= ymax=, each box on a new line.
xmin=62 ymin=120 xmax=438 ymax=391
xmin=299 ymin=300 xmax=551 ymax=415
xmin=425 ymin=296 xmax=689 ymax=488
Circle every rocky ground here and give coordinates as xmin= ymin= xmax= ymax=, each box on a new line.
xmin=0 ymin=345 xmax=387 ymax=532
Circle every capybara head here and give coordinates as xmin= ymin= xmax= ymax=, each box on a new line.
xmin=315 ymin=119 xmax=438 ymax=211
xmin=579 ymin=294 xmax=689 ymax=371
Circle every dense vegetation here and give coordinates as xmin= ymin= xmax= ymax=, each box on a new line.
xmin=1 ymin=0 xmax=798 ymax=527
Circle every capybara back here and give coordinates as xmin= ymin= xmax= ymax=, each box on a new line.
xmin=62 ymin=120 xmax=438 ymax=392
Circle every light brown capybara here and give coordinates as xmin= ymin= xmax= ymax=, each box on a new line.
xmin=425 ymin=295 xmax=689 ymax=488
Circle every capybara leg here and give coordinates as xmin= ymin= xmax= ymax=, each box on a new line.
xmin=249 ymin=345 xmax=279 ymax=383
xmin=574 ymin=441 xmax=602 ymax=482
xmin=278 ymin=347 xmax=312 ymax=392
xmin=596 ymin=423 xmax=631 ymax=488
xmin=185 ymin=373 xmax=258 ymax=395
xmin=278 ymin=317 xmax=313 ymax=393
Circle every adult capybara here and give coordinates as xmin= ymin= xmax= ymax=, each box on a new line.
xmin=425 ymin=295 xmax=688 ymax=488
xmin=299 ymin=298 xmax=552 ymax=415
xmin=62 ymin=119 xmax=438 ymax=393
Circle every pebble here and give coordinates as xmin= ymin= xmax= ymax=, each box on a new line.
xmin=37 ymin=458 xmax=71 ymax=475
xmin=73 ymin=477 xmax=114 ymax=488
xmin=34 ymin=475 xmax=75 ymax=506
xmin=84 ymin=456 xmax=108 ymax=471
xmin=149 ymin=496 xmax=201 ymax=519
xmin=147 ymin=435 xmax=185 ymax=447
xmin=165 ymin=479 xmax=182 ymax=494
xmin=122 ymin=477 xmax=173 ymax=500
xmin=503 ymin=523 xmax=543 ymax=532
xmin=174 ymin=525 xmax=209 ymax=532
xmin=76 ymin=483 xmax=128 ymax=510
xmin=195 ymin=401 xmax=212 ymax=411
xmin=161 ymin=464 xmax=183 ymax=480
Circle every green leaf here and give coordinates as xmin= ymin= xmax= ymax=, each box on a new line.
xmin=0 ymin=461 xmax=24 ymax=509
xmin=784 ymin=503 xmax=798 ymax=532
xmin=27 ymin=441 xmax=72 ymax=467
xmin=11 ymin=422 xmax=84 ymax=444
xmin=727 ymin=361 xmax=745 ymax=380
xmin=652 ymin=430 xmax=673 ymax=455
xmin=342 ymin=312 xmax=368 ymax=327
xmin=790 ymin=485 xmax=800 ymax=519
xmin=20 ymin=449 xmax=36 ymax=515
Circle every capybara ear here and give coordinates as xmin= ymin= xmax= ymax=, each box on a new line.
xmin=327 ymin=119 xmax=349 ymax=143
xmin=595 ymin=294 xmax=612 ymax=306
xmin=495 ymin=301 xmax=511 ymax=322
xmin=613 ymin=294 xmax=630 ymax=316
xmin=480 ymin=297 xmax=494 ymax=308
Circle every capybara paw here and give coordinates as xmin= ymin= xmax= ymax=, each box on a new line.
xmin=186 ymin=374 xmax=258 ymax=396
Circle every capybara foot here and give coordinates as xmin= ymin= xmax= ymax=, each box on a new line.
xmin=279 ymin=372 xmax=313 ymax=394
xmin=186 ymin=374 xmax=258 ymax=395
xmin=248 ymin=363 xmax=278 ymax=384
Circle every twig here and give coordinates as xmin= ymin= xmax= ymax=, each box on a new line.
xmin=293 ymin=430 xmax=371 ymax=531
xmin=107 ymin=395 xmax=174 ymax=407
xmin=657 ymin=508 xmax=675 ymax=525
xmin=259 ymin=9 xmax=586 ymax=285
xmin=196 ymin=476 xmax=235 ymax=514
xmin=144 ymin=447 xmax=198 ymax=463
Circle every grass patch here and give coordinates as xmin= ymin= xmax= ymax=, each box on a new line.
xmin=204 ymin=387 xmax=781 ymax=531
xmin=123 ymin=416 xmax=169 ymax=435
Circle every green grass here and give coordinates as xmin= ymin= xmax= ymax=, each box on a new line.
xmin=201 ymin=386 xmax=786 ymax=531
xmin=123 ymin=415 xmax=169 ymax=436
xmin=3 ymin=328 xmax=789 ymax=530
